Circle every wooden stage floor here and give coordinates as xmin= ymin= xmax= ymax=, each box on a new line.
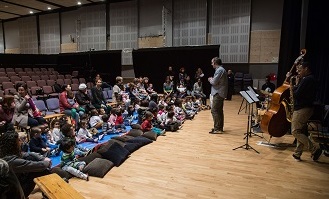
xmin=31 ymin=95 xmax=329 ymax=199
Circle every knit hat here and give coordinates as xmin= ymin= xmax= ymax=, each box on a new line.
xmin=79 ymin=83 xmax=87 ymax=90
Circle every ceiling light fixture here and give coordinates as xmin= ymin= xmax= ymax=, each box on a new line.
xmin=29 ymin=11 xmax=33 ymax=14
xmin=47 ymin=7 xmax=51 ymax=10
xmin=77 ymin=1 xmax=82 ymax=5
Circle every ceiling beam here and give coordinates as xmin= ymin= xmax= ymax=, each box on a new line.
xmin=0 ymin=0 xmax=43 ymax=12
xmin=35 ymin=0 xmax=65 ymax=8
xmin=0 ymin=10 xmax=21 ymax=16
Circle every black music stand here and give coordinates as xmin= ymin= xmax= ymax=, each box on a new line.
xmin=233 ymin=91 xmax=260 ymax=153
xmin=238 ymin=96 xmax=248 ymax=114
xmin=246 ymin=90 xmax=263 ymax=139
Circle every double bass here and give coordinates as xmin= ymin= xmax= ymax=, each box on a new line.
xmin=260 ymin=49 xmax=306 ymax=137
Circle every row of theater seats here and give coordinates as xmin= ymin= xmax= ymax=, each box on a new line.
xmin=0 ymin=75 xmax=86 ymax=85
xmin=0 ymin=80 xmax=94 ymax=98
xmin=0 ymin=67 xmax=55 ymax=73
xmin=0 ymin=67 xmax=77 ymax=77
xmin=234 ymin=72 xmax=253 ymax=93
xmin=0 ymin=89 xmax=114 ymax=117
xmin=0 ymin=67 xmax=92 ymax=99
xmin=34 ymin=98 xmax=61 ymax=115
xmin=30 ymin=88 xmax=114 ymax=117
xmin=0 ymin=83 xmax=115 ymax=116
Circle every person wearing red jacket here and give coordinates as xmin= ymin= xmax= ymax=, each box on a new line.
xmin=114 ymin=108 xmax=125 ymax=130
xmin=59 ymin=84 xmax=79 ymax=129
xmin=141 ymin=111 xmax=153 ymax=132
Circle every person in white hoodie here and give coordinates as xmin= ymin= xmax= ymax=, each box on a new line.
xmin=50 ymin=119 xmax=63 ymax=143
xmin=77 ymin=120 xmax=99 ymax=143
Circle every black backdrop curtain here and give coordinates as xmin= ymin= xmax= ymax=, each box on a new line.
xmin=0 ymin=51 xmax=122 ymax=86
xmin=305 ymin=0 xmax=329 ymax=104
xmin=0 ymin=54 xmax=57 ymax=67
xmin=277 ymin=0 xmax=302 ymax=85
xmin=133 ymin=45 xmax=220 ymax=96
xmin=58 ymin=50 xmax=122 ymax=86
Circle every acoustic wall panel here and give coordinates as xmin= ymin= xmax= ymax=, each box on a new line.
xmin=4 ymin=20 xmax=20 ymax=51
xmin=39 ymin=13 xmax=60 ymax=54
xmin=18 ymin=16 xmax=38 ymax=54
xmin=211 ymin=0 xmax=251 ymax=63
xmin=109 ymin=0 xmax=138 ymax=65
xmin=173 ymin=0 xmax=207 ymax=46
xmin=0 ymin=25 xmax=4 ymax=53
xmin=79 ymin=4 xmax=106 ymax=51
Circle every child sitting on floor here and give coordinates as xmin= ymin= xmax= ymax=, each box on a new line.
xmin=59 ymin=137 xmax=89 ymax=181
xmin=19 ymin=133 xmax=29 ymax=152
xmin=77 ymin=120 xmax=99 ymax=143
xmin=173 ymin=99 xmax=186 ymax=121
xmin=40 ymin=125 xmax=60 ymax=155
xmin=98 ymin=108 xmax=106 ymax=118
xmin=108 ymin=108 xmax=117 ymax=128
xmin=141 ymin=111 xmax=165 ymax=136
xmin=50 ymin=119 xmax=63 ymax=143
xmin=127 ymin=105 xmax=135 ymax=118
xmin=164 ymin=111 xmax=181 ymax=131
xmin=115 ymin=108 xmax=125 ymax=130
xmin=157 ymin=104 xmax=167 ymax=127
xmin=176 ymin=83 xmax=187 ymax=98
xmin=101 ymin=114 xmax=113 ymax=134
xmin=29 ymin=127 xmax=55 ymax=157
xmin=59 ymin=124 xmax=89 ymax=157
xmin=147 ymin=83 xmax=157 ymax=95
xmin=181 ymin=99 xmax=195 ymax=120
xmin=158 ymin=95 xmax=167 ymax=107
xmin=89 ymin=109 xmax=103 ymax=129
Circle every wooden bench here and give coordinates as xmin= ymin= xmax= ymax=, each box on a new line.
xmin=34 ymin=173 xmax=85 ymax=199
xmin=44 ymin=113 xmax=65 ymax=123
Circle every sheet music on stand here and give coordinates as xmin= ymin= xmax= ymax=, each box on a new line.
xmin=246 ymin=90 xmax=259 ymax=103
xmin=239 ymin=91 xmax=254 ymax=104
xmin=247 ymin=86 xmax=260 ymax=97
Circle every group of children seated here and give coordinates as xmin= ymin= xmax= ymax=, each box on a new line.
xmin=16 ymin=74 xmax=208 ymax=181
xmin=21 ymin=105 xmax=133 ymax=180
xmin=138 ymin=95 xmax=205 ymax=133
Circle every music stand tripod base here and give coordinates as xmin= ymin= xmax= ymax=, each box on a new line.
xmin=233 ymin=142 xmax=260 ymax=153
xmin=233 ymin=91 xmax=260 ymax=154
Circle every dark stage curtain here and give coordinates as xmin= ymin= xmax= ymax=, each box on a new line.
xmin=277 ymin=0 xmax=302 ymax=85
xmin=0 ymin=54 xmax=57 ymax=67
xmin=305 ymin=0 xmax=329 ymax=104
xmin=132 ymin=45 xmax=220 ymax=96
xmin=58 ymin=50 xmax=122 ymax=86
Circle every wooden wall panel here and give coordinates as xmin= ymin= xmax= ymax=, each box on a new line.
xmin=249 ymin=30 xmax=280 ymax=63
xmin=5 ymin=48 xmax=20 ymax=54
xmin=61 ymin=43 xmax=77 ymax=53
xmin=138 ymin=36 xmax=164 ymax=48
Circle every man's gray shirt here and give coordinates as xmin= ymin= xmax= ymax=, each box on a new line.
xmin=209 ymin=66 xmax=228 ymax=98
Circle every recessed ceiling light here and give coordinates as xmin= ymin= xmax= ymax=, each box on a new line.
xmin=4 ymin=5 xmax=8 ymax=8
xmin=47 ymin=7 xmax=51 ymax=10
xmin=77 ymin=1 xmax=82 ymax=5
xmin=29 ymin=11 xmax=33 ymax=14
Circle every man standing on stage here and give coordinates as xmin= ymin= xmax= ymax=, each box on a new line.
xmin=208 ymin=57 xmax=228 ymax=134
xmin=288 ymin=62 xmax=323 ymax=161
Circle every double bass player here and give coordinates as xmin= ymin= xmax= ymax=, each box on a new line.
xmin=286 ymin=62 xmax=323 ymax=161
